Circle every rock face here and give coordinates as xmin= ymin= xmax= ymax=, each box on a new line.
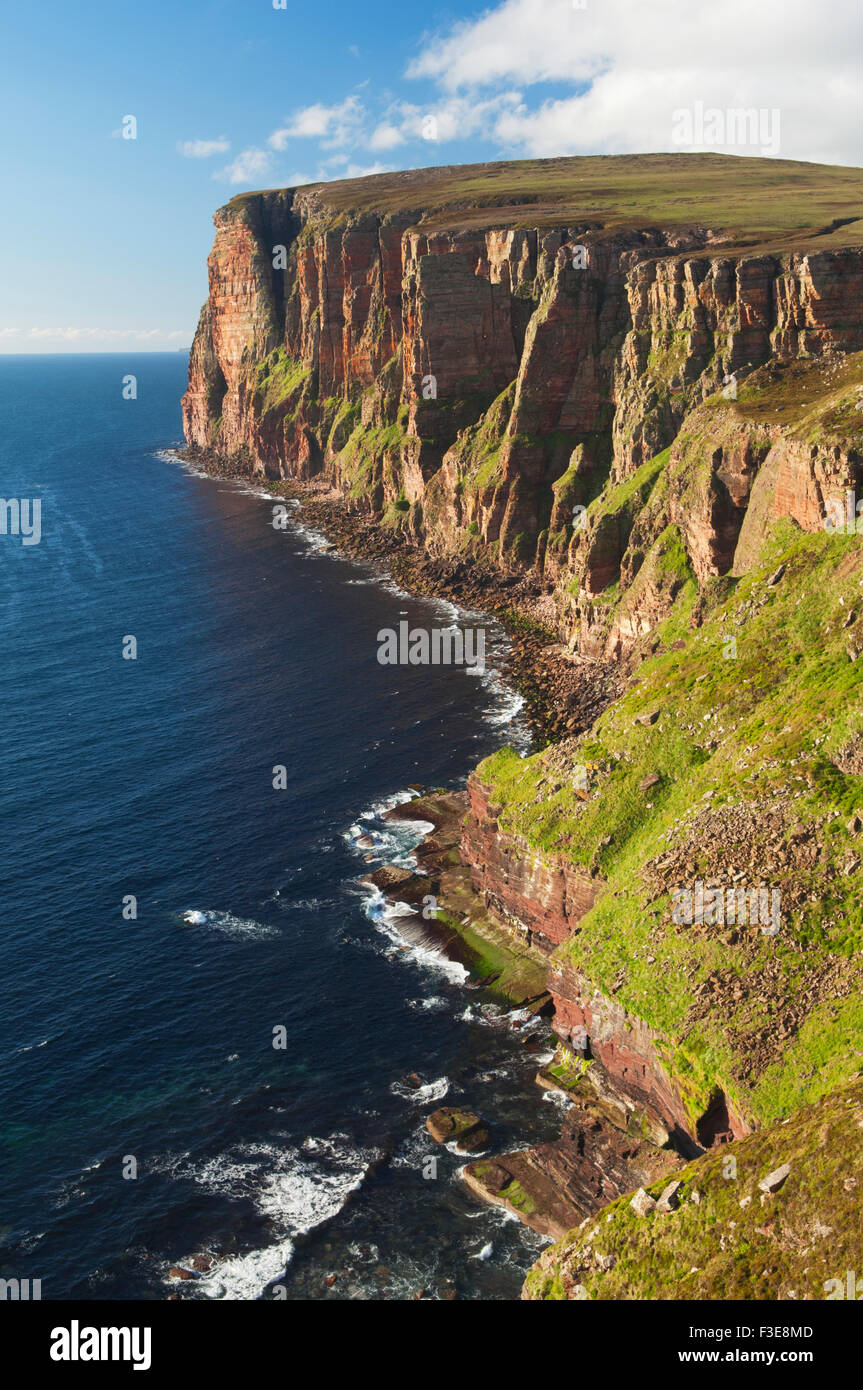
xmin=183 ymin=157 xmax=863 ymax=629
xmin=462 ymin=1089 xmax=680 ymax=1239
xmin=461 ymin=776 xmax=600 ymax=953
xmin=182 ymin=157 xmax=863 ymax=1260
xmin=461 ymin=774 xmax=751 ymax=1151
xmin=547 ymin=960 xmax=718 ymax=1151
xmin=459 ymin=799 xmax=748 ymax=1154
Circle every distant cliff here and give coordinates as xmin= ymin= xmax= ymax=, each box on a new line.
xmin=184 ymin=153 xmax=863 ymax=659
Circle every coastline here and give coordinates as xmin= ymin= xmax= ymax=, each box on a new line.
xmin=172 ymin=444 xmax=676 ymax=1254
xmin=178 ymin=445 xmax=622 ymax=748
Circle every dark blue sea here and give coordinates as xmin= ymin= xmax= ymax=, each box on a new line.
xmin=0 ymin=354 xmax=563 ymax=1300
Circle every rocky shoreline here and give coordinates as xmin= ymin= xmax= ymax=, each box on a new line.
xmin=180 ymin=446 xmax=621 ymax=747
xmin=174 ymin=443 xmax=863 ymax=1296
xmin=355 ymin=785 xmax=691 ymax=1241
xmin=180 ymin=445 xmax=672 ymax=1244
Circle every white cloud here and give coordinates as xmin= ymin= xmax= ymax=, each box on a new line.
xmin=198 ymin=0 xmax=863 ymax=201
xmin=408 ymin=0 xmax=606 ymax=90
xmin=406 ymin=0 xmax=863 ymax=165
xmin=268 ymin=95 xmax=366 ymax=151
xmin=365 ymin=93 xmax=523 ymax=152
xmin=341 ymin=162 xmax=393 ymax=179
xmin=178 ymin=137 xmax=230 ymax=158
xmin=368 ymin=123 xmax=406 ymax=152
xmin=214 ymin=147 xmax=274 ymax=185
xmin=0 ymin=327 xmax=191 ymax=347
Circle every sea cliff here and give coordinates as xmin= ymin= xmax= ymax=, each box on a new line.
xmin=184 ymin=153 xmax=863 ymax=1298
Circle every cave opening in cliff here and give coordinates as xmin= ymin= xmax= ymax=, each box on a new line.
xmin=696 ymin=1088 xmax=735 ymax=1148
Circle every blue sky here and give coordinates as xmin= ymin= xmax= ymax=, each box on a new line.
xmin=2 ymin=0 xmax=861 ymax=352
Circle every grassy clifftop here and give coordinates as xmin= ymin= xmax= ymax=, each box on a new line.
xmin=228 ymin=152 xmax=863 ymax=247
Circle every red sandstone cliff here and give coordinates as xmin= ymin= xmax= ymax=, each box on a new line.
xmin=184 ymin=158 xmax=863 ymax=664
xmin=183 ymin=155 xmax=863 ymax=1157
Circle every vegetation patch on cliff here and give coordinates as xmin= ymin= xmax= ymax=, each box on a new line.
xmin=524 ymin=1077 xmax=863 ymax=1300
xmin=479 ymin=525 xmax=863 ymax=1130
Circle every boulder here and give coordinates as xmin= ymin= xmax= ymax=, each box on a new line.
xmin=656 ymin=1179 xmax=683 ymax=1213
xmin=758 ymin=1162 xmax=790 ymax=1194
xmin=629 ymin=1187 xmax=656 ymax=1217
xmin=426 ymin=1107 xmax=489 ymax=1151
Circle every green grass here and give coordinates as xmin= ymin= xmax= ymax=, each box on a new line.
xmin=226 ymin=153 xmax=863 ymax=250
xmin=252 ymin=347 xmax=309 ymax=409
xmin=586 ymin=446 xmax=669 ymax=526
xmin=479 ymin=526 xmax=863 ymax=1128
xmin=728 ymin=351 xmax=863 ymax=446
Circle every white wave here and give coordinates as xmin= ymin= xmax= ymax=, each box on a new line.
xmin=181 ymin=1240 xmax=296 ymax=1301
xmin=390 ymin=1075 xmax=450 ymax=1104
xmin=480 ymin=664 xmax=529 ymax=742
xmin=385 ymin=900 xmax=419 ymax=919
xmin=542 ymin=1088 xmax=575 ymax=1111
xmin=156 ymin=449 xmax=277 ymax=501
xmin=179 ymin=909 xmax=279 ymax=941
xmin=344 ymin=789 xmax=432 ymax=876
xmin=391 ymin=1124 xmax=436 ymax=1170
xmin=16 ymin=1231 xmax=45 ymax=1253
xmin=406 ymin=995 xmax=447 ymax=1012
xmin=472 ymin=1242 xmax=494 ymax=1261
xmin=169 ymin=1135 xmax=376 ymax=1300
xmin=15 ymin=1037 xmax=52 ymax=1053
xmin=446 ymin=1137 xmax=490 ymax=1158
xmin=356 ymin=788 xmax=417 ymax=821
xmin=364 ymin=889 xmax=469 ymax=984
xmin=460 ymin=1002 xmax=508 ymax=1028
xmin=268 ymin=501 xmax=339 ymax=557
xmin=216 ymin=478 xmax=276 ymax=501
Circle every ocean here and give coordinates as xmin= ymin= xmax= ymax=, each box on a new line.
xmin=0 ymin=353 xmax=563 ymax=1300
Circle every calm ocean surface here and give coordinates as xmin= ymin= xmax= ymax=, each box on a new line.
xmin=0 ymin=354 xmax=563 ymax=1300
